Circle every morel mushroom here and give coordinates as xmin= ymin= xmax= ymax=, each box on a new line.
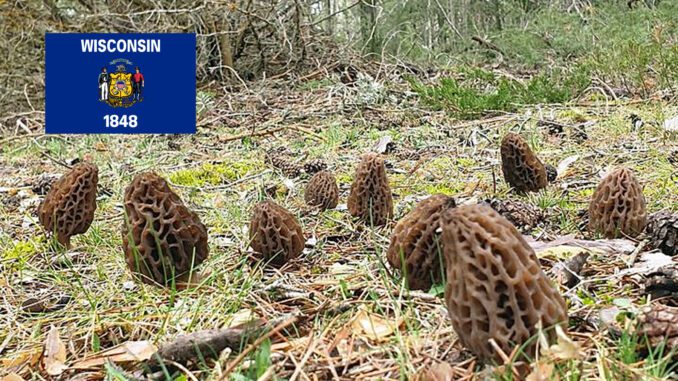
xmin=500 ymin=132 xmax=548 ymax=193
xmin=386 ymin=194 xmax=456 ymax=291
xmin=249 ymin=201 xmax=304 ymax=266
xmin=588 ymin=167 xmax=646 ymax=239
xmin=347 ymin=153 xmax=393 ymax=226
xmin=442 ymin=204 xmax=568 ymax=363
xmin=38 ymin=162 xmax=98 ymax=248
xmin=304 ymin=170 xmax=339 ymax=210
xmin=122 ymin=172 xmax=209 ymax=287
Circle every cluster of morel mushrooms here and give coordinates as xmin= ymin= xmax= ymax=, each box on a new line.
xmin=37 ymin=132 xmax=675 ymax=368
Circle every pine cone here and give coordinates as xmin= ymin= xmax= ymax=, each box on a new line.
xmin=646 ymin=212 xmax=678 ymax=256
xmin=669 ymin=150 xmax=678 ymax=165
xmin=303 ymin=159 xmax=328 ymax=175
xmin=486 ymin=199 xmax=544 ymax=233
xmin=265 ymin=148 xmax=302 ymax=177
xmin=545 ymin=164 xmax=558 ymax=183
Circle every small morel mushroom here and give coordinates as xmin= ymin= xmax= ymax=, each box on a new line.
xmin=303 ymin=159 xmax=328 ymax=175
xmin=304 ymin=170 xmax=339 ymax=210
xmin=588 ymin=167 xmax=646 ymax=239
xmin=442 ymin=204 xmax=568 ymax=364
xmin=646 ymin=211 xmax=677 ymax=256
xmin=386 ymin=194 xmax=456 ymax=291
xmin=122 ymin=172 xmax=209 ymax=287
xmin=347 ymin=153 xmax=393 ymax=226
xmin=249 ymin=201 xmax=304 ymax=266
xmin=500 ymin=132 xmax=548 ymax=193
xmin=38 ymin=163 xmax=99 ymax=248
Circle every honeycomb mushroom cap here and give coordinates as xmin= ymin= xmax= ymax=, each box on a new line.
xmin=387 ymin=194 xmax=456 ymax=291
xmin=500 ymin=132 xmax=548 ymax=193
xmin=442 ymin=204 xmax=568 ymax=363
xmin=304 ymin=170 xmax=339 ymax=210
xmin=588 ymin=167 xmax=647 ymax=239
xmin=347 ymin=153 xmax=393 ymax=226
xmin=121 ymin=172 xmax=209 ymax=287
xmin=249 ymin=201 xmax=304 ymax=266
xmin=38 ymin=162 xmax=99 ymax=247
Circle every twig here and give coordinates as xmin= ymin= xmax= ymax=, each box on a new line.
xmin=220 ymin=315 xmax=298 ymax=378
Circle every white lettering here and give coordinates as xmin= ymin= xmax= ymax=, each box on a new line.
xmin=79 ymin=39 xmax=161 ymax=53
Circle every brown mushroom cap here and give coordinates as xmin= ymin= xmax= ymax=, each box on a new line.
xmin=121 ymin=172 xmax=209 ymax=287
xmin=500 ymin=132 xmax=548 ymax=193
xmin=347 ymin=153 xmax=393 ymax=226
xmin=304 ymin=170 xmax=339 ymax=210
xmin=38 ymin=162 xmax=99 ymax=248
xmin=442 ymin=204 xmax=568 ymax=363
xmin=588 ymin=167 xmax=647 ymax=238
xmin=387 ymin=194 xmax=456 ymax=291
xmin=249 ymin=201 xmax=304 ymax=266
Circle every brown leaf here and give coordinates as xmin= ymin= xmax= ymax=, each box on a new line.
xmin=43 ymin=325 xmax=67 ymax=376
xmin=526 ymin=362 xmax=557 ymax=381
xmin=71 ymin=341 xmax=157 ymax=369
xmin=350 ymin=307 xmax=402 ymax=342
xmin=42 ymin=326 xmax=68 ymax=376
xmin=1 ymin=373 xmax=26 ymax=381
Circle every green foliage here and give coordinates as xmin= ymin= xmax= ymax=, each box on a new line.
xmin=408 ymin=67 xmax=590 ymax=118
xmin=1 ymin=237 xmax=42 ymax=270
xmin=168 ymin=160 xmax=262 ymax=187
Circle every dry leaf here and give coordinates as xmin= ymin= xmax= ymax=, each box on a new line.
xmin=556 ymin=155 xmax=579 ymax=178
xmin=413 ymin=362 xmax=455 ymax=381
xmin=43 ymin=325 xmax=68 ymax=376
xmin=1 ymin=373 xmax=26 ymax=381
xmin=536 ymin=245 xmax=593 ymax=260
xmin=71 ymin=341 xmax=157 ymax=369
xmin=225 ymin=309 xmax=257 ymax=328
xmin=526 ymin=362 xmax=557 ymax=381
xmin=350 ymin=307 xmax=402 ymax=342
xmin=540 ymin=325 xmax=581 ymax=361
xmin=1 ymin=348 xmax=41 ymax=369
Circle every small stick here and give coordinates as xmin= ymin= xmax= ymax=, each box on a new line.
xmin=220 ymin=315 xmax=298 ymax=379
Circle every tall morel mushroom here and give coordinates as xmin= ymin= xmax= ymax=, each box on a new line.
xmin=588 ymin=167 xmax=647 ymax=239
xmin=387 ymin=194 xmax=456 ymax=291
xmin=122 ymin=172 xmax=209 ymax=287
xmin=249 ymin=201 xmax=304 ymax=266
xmin=304 ymin=170 xmax=339 ymax=210
xmin=442 ymin=204 xmax=568 ymax=363
xmin=347 ymin=153 xmax=393 ymax=226
xmin=38 ymin=162 xmax=99 ymax=248
xmin=500 ymin=132 xmax=548 ymax=193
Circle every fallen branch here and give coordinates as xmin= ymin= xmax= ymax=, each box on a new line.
xmin=144 ymin=315 xmax=297 ymax=372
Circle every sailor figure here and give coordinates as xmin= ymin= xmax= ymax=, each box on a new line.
xmin=99 ymin=67 xmax=109 ymax=101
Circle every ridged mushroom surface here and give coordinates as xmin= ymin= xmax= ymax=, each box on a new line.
xmin=122 ymin=172 xmax=209 ymax=286
xmin=249 ymin=201 xmax=305 ymax=266
xmin=38 ymin=162 xmax=99 ymax=248
xmin=386 ymin=194 xmax=456 ymax=290
xmin=304 ymin=170 xmax=339 ymax=210
xmin=442 ymin=204 xmax=568 ymax=363
xmin=347 ymin=153 xmax=393 ymax=226
xmin=500 ymin=132 xmax=548 ymax=193
xmin=588 ymin=167 xmax=646 ymax=238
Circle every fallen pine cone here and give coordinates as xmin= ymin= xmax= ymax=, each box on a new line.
xmin=636 ymin=303 xmax=678 ymax=357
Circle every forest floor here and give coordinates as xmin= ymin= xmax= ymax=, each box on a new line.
xmin=0 ymin=69 xmax=677 ymax=380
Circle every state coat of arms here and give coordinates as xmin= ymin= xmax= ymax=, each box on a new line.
xmin=99 ymin=59 xmax=145 ymax=108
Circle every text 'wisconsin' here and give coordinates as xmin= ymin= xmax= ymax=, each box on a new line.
xmin=80 ymin=39 xmax=161 ymax=53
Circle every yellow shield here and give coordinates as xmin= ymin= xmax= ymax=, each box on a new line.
xmin=109 ymin=73 xmax=132 ymax=98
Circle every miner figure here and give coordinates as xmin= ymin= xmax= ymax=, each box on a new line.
xmin=98 ymin=67 xmax=109 ymax=101
xmin=132 ymin=66 xmax=144 ymax=101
